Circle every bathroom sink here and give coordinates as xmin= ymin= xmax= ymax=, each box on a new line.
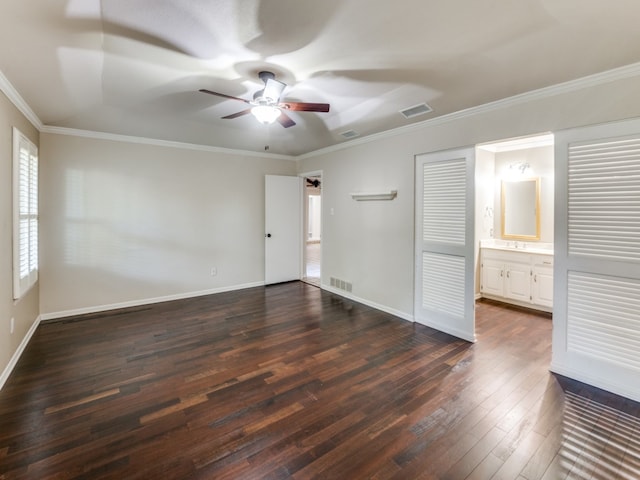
xmin=485 ymin=243 xmax=553 ymax=255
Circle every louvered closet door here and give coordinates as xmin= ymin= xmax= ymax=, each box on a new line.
xmin=415 ymin=147 xmax=475 ymax=342
xmin=553 ymin=117 xmax=640 ymax=402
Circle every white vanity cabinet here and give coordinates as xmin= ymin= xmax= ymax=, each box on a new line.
xmin=480 ymin=247 xmax=553 ymax=312
xmin=531 ymin=257 xmax=554 ymax=308
xmin=480 ymin=258 xmax=505 ymax=297
xmin=503 ymin=260 xmax=532 ymax=303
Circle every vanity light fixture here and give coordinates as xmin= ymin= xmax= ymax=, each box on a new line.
xmin=509 ymin=162 xmax=531 ymax=174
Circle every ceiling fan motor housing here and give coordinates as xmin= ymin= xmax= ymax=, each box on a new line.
xmin=258 ymin=71 xmax=276 ymax=83
xmin=254 ymin=72 xmax=277 ymax=103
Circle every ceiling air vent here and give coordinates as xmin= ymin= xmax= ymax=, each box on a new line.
xmin=400 ymin=103 xmax=433 ymax=119
xmin=340 ymin=130 xmax=359 ymax=139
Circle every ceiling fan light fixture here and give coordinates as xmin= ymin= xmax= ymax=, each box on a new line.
xmin=199 ymin=71 xmax=329 ymax=129
xmin=251 ymin=105 xmax=281 ymax=124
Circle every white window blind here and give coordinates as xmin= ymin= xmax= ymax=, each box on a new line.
xmin=13 ymin=127 xmax=38 ymax=299
xmin=568 ymin=136 xmax=640 ymax=261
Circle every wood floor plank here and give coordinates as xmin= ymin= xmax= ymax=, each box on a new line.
xmin=0 ymin=285 xmax=639 ymax=479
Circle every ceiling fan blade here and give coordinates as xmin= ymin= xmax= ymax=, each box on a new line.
xmin=277 ymin=111 xmax=296 ymax=128
xmin=222 ymin=109 xmax=252 ymax=120
xmin=263 ymin=78 xmax=286 ymax=103
xmin=279 ymin=101 xmax=330 ymax=113
xmin=199 ymin=89 xmax=250 ymax=104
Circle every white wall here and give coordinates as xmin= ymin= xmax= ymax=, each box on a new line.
xmin=299 ymin=140 xmax=416 ymax=318
xmin=40 ymin=134 xmax=296 ymax=317
xmin=0 ymin=91 xmax=39 ymax=383
xmin=475 ymin=148 xmax=496 ymax=296
xmin=298 ymin=74 xmax=640 ymax=319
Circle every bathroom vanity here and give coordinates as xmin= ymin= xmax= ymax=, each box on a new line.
xmin=480 ymin=241 xmax=553 ymax=312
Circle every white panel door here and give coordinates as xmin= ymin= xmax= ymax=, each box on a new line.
xmin=504 ymin=262 xmax=531 ymax=303
xmin=481 ymin=258 xmax=504 ymax=297
xmin=415 ymin=147 xmax=475 ymax=342
xmin=265 ymin=175 xmax=302 ymax=285
xmin=553 ymin=118 xmax=640 ymax=402
xmin=532 ymin=264 xmax=553 ymax=308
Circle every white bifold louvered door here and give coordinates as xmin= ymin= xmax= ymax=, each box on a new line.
xmin=553 ymin=117 xmax=640 ymax=402
xmin=414 ymin=147 xmax=475 ymax=342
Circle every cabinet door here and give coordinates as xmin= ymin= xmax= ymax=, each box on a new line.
xmin=505 ymin=262 xmax=531 ymax=302
xmin=532 ymin=265 xmax=553 ymax=307
xmin=481 ymin=258 xmax=504 ymax=296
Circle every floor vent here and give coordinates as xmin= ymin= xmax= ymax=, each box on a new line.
xmin=340 ymin=130 xmax=359 ymax=139
xmin=400 ymin=103 xmax=433 ymax=119
xmin=330 ymin=276 xmax=352 ymax=293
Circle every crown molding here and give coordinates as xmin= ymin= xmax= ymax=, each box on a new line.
xmin=3 ymin=61 xmax=640 ymax=160
xmin=41 ymin=126 xmax=297 ymax=161
xmin=0 ymin=68 xmax=295 ymax=160
xmin=298 ymin=61 xmax=640 ymax=160
xmin=0 ymin=70 xmax=43 ymax=130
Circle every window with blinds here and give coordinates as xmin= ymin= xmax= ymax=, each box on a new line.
xmin=13 ymin=128 xmax=38 ymax=299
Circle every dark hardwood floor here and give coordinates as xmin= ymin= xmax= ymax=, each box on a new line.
xmin=1 ymin=282 xmax=639 ymax=479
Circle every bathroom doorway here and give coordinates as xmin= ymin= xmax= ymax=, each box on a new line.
xmin=475 ymin=133 xmax=555 ymax=319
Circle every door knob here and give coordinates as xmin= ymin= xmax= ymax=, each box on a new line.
xmin=265 ymin=233 xmax=272 ymax=238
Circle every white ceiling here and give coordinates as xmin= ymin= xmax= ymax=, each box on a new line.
xmin=2 ymin=0 xmax=640 ymax=156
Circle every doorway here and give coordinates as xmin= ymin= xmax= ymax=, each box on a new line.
xmin=303 ymin=173 xmax=322 ymax=287
xmin=474 ymin=133 xmax=555 ymax=323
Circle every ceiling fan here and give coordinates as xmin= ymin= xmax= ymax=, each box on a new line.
xmin=199 ymin=71 xmax=330 ymax=128
xmin=306 ymin=178 xmax=321 ymax=188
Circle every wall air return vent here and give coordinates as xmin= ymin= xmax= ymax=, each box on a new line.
xmin=330 ymin=276 xmax=352 ymax=293
xmin=340 ymin=130 xmax=359 ymax=139
xmin=400 ymin=103 xmax=433 ymax=119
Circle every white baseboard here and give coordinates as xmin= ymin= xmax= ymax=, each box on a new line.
xmin=321 ymin=284 xmax=414 ymax=323
xmin=550 ymin=362 xmax=640 ymax=404
xmin=0 ymin=315 xmax=41 ymax=391
xmin=479 ymin=293 xmax=552 ymax=313
xmin=40 ymin=282 xmax=265 ymax=321
xmin=320 ymin=285 xmax=477 ymax=342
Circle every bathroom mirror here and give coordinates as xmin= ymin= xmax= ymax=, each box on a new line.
xmin=501 ymin=177 xmax=540 ymax=240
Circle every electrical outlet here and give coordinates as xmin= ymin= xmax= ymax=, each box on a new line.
xmin=210 ymin=267 xmax=217 ymax=276
xmin=10 ymin=317 xmax=15 ymax=334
